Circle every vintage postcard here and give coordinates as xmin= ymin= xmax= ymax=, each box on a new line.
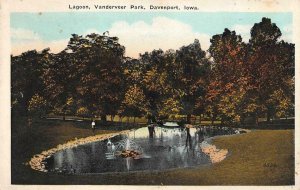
xmin=0 ymin=0 xmax=299 ymax=188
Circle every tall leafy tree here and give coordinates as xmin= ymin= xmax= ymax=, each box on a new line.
xmin=43 ymin=50 xmax=78 ymax=119
xmin=246 ymin=17 xmax=294 ymax=123
xmin=66 ymin=33 xmax=125 ymax=121
xmin=175 ymin=39 xmax=210 ymax=123
xmin=120 ymin=58 xmax=148 ymax=121
xmin=207 ymin=29 xmax=247 ymax=124
xmin=121 ymin=84 xmax=148 ymax=122
xmin=140 ymin=49 xmax=170 ymax=120
xmin=11 ymin=49 xmax=50 ymax=116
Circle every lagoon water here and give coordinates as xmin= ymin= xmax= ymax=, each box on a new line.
xmin=45 ymin=126 xmax=235 ymax=174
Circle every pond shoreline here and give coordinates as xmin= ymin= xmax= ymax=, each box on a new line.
xmin=16 ymin=128 xmax=293 ymax=185
xmin=28 ymin=130 xmax=130 ymax=172
xmin=28 ymin=127 xmax=249 ymax=173
xmin=201 ymin=129 xmax=251 ymax=163
xmin=200 ymin=136 xmax=230 ymax=164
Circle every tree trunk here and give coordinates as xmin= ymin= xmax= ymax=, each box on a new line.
xmin=199 ymin=114 xmax=202 ymax=125
xmin=111 ymin=115 xmax=114 ymax=122
xmin=211 ymin=114 xmax=214 ymax=125
xmin=240 ymin=115 xmax=244 ymax=125
xmin=255 ymin=114 xmax=259 ymax=126
xmin=101 ymin=115 xmax=107 ymax=122
xmin=134 ymin=117 xmax=136 ymax=123
xmin=27 ymin=117 xmax=32 ymax=128
xmin=267 ymin=111 xmax=271 ymax=123
xmin=120 ymin=116 xmax=123 ymax=126
xmin=186 ymin=114 xmax=191 ymax=124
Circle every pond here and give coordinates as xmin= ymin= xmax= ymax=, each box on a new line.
xmin=44 ymin=126 xmax=237 ymax=174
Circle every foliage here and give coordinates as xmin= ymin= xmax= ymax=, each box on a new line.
xmin=175 ymin=39 xmax=211 ymax=122
xmin=245 ymin=17 xmax=295 ymax=122
xmin=11 ymin=17 xmax=295 ymax=124
xmin=76 ymin=107 xmax=90 ymax=118
xmin=43 ymin=51 xmax=77 ymax=117
xmin=121 ymin=84 xmax=148 ymax=118
xmin=71 ymin=33 xmax=125 ymax=119
xmin=11 ymin=49 xmax=49 ymax=115
xmin=28 ymin=94 xmax=47 ymax=117
xmin=207 ymin=29 xmax=246 ymax=123
xmin=159 ymin=97 xmax=182 ymax=119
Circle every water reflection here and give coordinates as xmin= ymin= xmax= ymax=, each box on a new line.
xmin=46 ymin=126 xmax=237 ymax=174
xmin=126 ymin=157 xmax=131 ymax=171
xmin=148 ymin=125 xmax=155 ymax=138
xmin=185 ymin=127 xmax=192 ymax=150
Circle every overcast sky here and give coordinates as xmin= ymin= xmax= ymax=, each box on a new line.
xmin=11 ymin=12 xmax=292 ymax=58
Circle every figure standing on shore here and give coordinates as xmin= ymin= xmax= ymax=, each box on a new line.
xmin=91 ymin=120 xmax=96 ymax=133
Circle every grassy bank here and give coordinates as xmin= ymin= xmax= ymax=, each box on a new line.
xmin=11 ymin=118 xmax=120 ymax=183
xmin=159 ymin=130 xmax=295 ymax=185
xmin=12 ymin=118 xmax=294 ymax=185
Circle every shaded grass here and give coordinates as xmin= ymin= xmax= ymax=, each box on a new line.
xmin=12 ymin=118 xmax=294 ymax=185
xmin=12 ymin=118 xmax=116 ymax=154
xmin=11 ymin=118 xmax=117 ymax=183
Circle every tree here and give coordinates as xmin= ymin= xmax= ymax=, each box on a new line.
xmin=120 ymin=58 xmax=148 ymax=122
xmin=140 ymin=49 xmax=171 ymax=120
xmin=269 ymin=89 xmax=293 ymax=119
xmin=175 ymin=39 xmax=210 ymax=124
xmin=246 ymin=17 xmax=294 ymax=123
xmin=66 ymin=33 xmax=126 ymax=121
xmin=11 ymin=49 xmax=50 ymax=116
xmin=28 ymin=94 xmax=47 ymax=118
xmin=43 ymin=50 xmax=78 ymax=119
xmin=158 ymin=97 xmax=182 ymax=120
xmin=120 ymin=84 xmax=148 ymax=122
xmin=207 ymin=29 xmax=247 ymax=124
xmin=12 ymin=18 xmax=294 ymax=127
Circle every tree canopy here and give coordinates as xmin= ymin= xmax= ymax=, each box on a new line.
xmin=11 ymin=17 xmax=294 ymax=125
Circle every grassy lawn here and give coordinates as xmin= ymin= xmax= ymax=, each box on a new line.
xmin=156 ymin=130 xmax=295 ymax=185
xmin=11 ymin=118 xmax=119 ymax=183
xmin=11 ymin=118 xmax=294 ymax=185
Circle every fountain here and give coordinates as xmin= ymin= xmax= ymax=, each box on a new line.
xmin=105 ymin=138 xmax=143 ymax=160
xmin=106 ymin=139 xmax=115 ymax=153
xmin=43 ymin=126 xmax=242 ymax=174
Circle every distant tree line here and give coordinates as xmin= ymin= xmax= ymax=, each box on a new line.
xmin=11 ymin=18 xmax=294 ymax=125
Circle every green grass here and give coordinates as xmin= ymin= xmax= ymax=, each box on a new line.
xmin=11 ymin=117 xmax=118 ymax=183
xmin=11 ymin=118 xmax=294 ymax=185
xmin=159 ymin=130 xmax=295 ymax=185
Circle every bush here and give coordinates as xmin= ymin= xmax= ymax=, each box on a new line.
xmin=28 ymin=94 xmax=47 ymax=117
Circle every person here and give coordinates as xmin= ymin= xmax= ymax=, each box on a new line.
xmin=91 ymin=120 xmax=96 ymax=132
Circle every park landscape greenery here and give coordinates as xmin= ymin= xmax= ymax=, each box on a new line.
xmin=10 ymin=17 xmax=295 ymax=185
xmin=11 ymin=17 xmax=295 ymax=125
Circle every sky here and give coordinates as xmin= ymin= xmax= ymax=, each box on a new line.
xmin=11 ymin=12 xmax=293 ymax=58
